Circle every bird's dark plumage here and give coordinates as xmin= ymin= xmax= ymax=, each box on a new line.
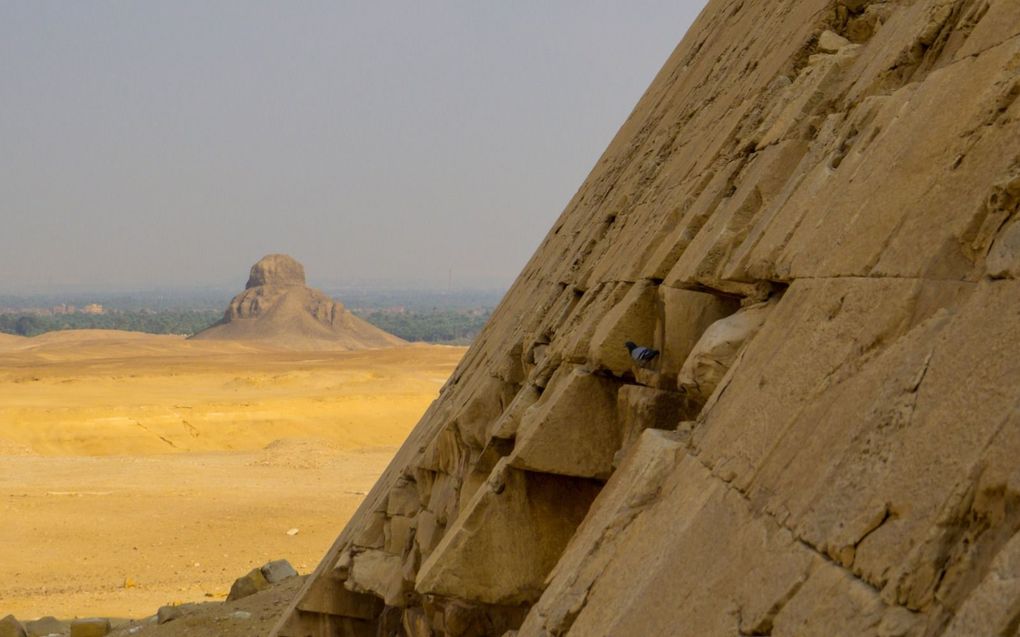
xmin=625 ymin=341 xmax=659 ymax=365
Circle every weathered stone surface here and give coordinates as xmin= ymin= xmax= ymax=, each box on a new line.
xmin=615 ymin=384 xmax=686 ymax=460
xmin=414 ymin=509 xmax=443 ymax=560
xmin=384 ymin=515 xmax=416 ymax=555
xmin=345 ymin=549 xmax=408 ymax=607
xmin=0 ymin=616 xmax=26 ymax=637
xmin=942 ymin=529 xmax=1020 ymax=637
xmin=987 ymin=214 xmax=1020 ymax=279
xmin=587 ymin=280 xmax=658 ymax=375
xmin=656 ymin=287 xmax=739 ymax=377
xmin=416 ymin=460 xmax=600 ymax=605
xmin=261 ymin=559 xmax=299 ymax=584
xmin=676 ymin=300 xmax=772 ymax=403
xmin=296 ymin=574 xmax=384 ymax=620
xmin=510 ymin=368 xmax=621 ymax=479
xmin=386 ymin=477 xmax=421 ymax=517
xmin=245 ymin=253 xmax=306 ymax=288
xmin=156 ymin=605 xmax=183 ymax=625
xmin=520 ymin=429 xmax=686 ymax=635
xmin=401 ymin=607 xmax=431 ymax=637
xmin=69 ymin=618 xmax=110 ymax=637
xmin=488 ymin=384 xmax=540 ymax=440
xmin=352 ymin=512 xmax=386 ymax=549
xmin=23 ymin=617 xmax=62 ymax=637
xmin=818 ymin=29 xmax=852 ymax=53
xmin=272 ymin=2 xmax=1020 ymax=635
xmin=227 ymin=567 xmax=270 ymax=601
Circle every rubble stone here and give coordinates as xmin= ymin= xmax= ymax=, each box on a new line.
xmin=226 ymin=567 xmax=269 ymax=602
xmin=69 ymin=618 xmax=110 ymax=637
xmin=0 ymin=615 xmax=26 ymax=637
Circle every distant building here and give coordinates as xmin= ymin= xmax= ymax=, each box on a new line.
xmin=81 ymin=303 xmax=105 ymax=315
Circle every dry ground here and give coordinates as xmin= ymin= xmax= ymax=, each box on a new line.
xmin=0 ymin=330 xmax=464 ymax=621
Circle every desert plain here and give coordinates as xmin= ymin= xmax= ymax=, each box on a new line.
xmin=0 ymin=330 xmax=464 ymax=620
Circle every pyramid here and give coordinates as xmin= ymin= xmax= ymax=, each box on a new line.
xmin=191 ymin=254 xmax=404 ymax=350
xmin=274 ymin=1 xmax=1020 ymax=635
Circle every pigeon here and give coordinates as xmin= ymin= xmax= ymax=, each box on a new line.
xmin=625 ymin=341 xmax=660 ymax=367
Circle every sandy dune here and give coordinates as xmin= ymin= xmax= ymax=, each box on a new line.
xmin=0 ymin=331 xmax=464 ymax=619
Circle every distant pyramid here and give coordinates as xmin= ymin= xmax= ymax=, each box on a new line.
xmin=191 ymin=254 xmax=404 ymax=350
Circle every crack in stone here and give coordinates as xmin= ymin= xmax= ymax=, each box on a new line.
xmin=689 ymin=448 xmax=888 ymax=599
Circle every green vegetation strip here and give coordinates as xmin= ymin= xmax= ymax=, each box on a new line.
xmin=0 ymin=308 xmax=492 ymax=343
xmin=0 ymin=311 xmax=224 ymax=337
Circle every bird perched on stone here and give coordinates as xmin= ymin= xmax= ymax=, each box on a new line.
xmin=625 ymin=341 xmax=660 ymax=367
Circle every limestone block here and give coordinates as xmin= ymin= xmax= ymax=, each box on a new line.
xmin=491 ymin=343 xmax=526 ymax=386
xmin=0 ymin=616 xmax=26 ymax=637
xmin=587 ymin=280 xmax=659 ymax=375
xmin=954 ymin=0 xmax=1020 ymax=59
xmin=455 ymin=375 xmax=516 ymax=448
xmin=559 ymin=455 xmax=820 ymax=637
xmin=385 ymin=515 xmax=417 ymax=555
xmin=488 ymin=384 xmax=541 ymax=440
xmin=942 ymin=530 xmax=1020 ymax=636
xmin=527 ymin=342 xmax=548 ymax=367
xmin=427 ymin=472 xmax=461 ymax=525
xmin=768 ymin=566 xmax=898 ymax=636
xmin=416 ymin=460 xmax=600 ymax=605
xmin=69 ymin=618 xmax=110 ymax=637
xmin=987 ymin=220 xmax=1020 ymax=278
xmin=677 ymin=301 xmax=772 ymax=402
xmin=353 ymin=512 xmax=386 ymax=549
xmin=402 ymin=542 xmax=421 ymax=584
xmin=555 ymin=282 xmax=631 ymax=364
xmin=632 ymin=367 xmax=673 ymax=390
xmin=387 ymin=477 xmax=421 ymax=517
xmin=616 ymin=385 xmax=687 ymax=456
xmin=402 ymin=607 xmax=432 ymax=637
xmin=460 ymin=437 xmax=516 ymax=511
xmin=346 ymin=549 xmax=408 ymax=607
xmin=415 ymin=509 xmax=444 ymax=559
xmin=817 ymin=30 xmax=851 ymax=53
xmin=690 ymin=279 xmax=1020 ymax=611
xmin=24 ymin=617 xmax=63 ymax=637
xmin=520 ymin=429 xmax=686 ymax=636
xmin=227 ymin=567 xmax=270 ymax=601
xmin=333 ymin=548 xmax=353 ymax=578
xmin=768 ymin=40 xmax=1020 ymax=280
xmin=420 ymin=426 xmax=468 ymax=475
xmin=260 ymin=559 xmax=298 ymax=584
xmin=657 ymin=287 xmax=740 ymax=376
xmin=509 ymin=368 xmax=622 ymax=479
xmin=529 ymin=346 xmax=563 ymax=388
xmin=756 ymin=50 xmax=857 ymax=148
xmin=443 ymin=602 xmax=481 ymax=637
xmin=665 ymin=141 xmax=809 ymax=287
xmin=296 ymin=574 xmax=384 ymax=620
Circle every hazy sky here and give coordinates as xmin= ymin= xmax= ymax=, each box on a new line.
xmin=1 ymin=2 xmax=707 ymax=293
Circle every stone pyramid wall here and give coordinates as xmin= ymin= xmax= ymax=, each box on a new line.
xmin=273 ymin=0 xmax=1020 ymax=634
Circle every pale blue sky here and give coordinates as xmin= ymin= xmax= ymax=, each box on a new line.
xmin=0 ymin=2 xmax=707 ymax=292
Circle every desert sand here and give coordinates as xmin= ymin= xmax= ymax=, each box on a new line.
xmin=0 ymin=330 xmax=464 ymax=620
